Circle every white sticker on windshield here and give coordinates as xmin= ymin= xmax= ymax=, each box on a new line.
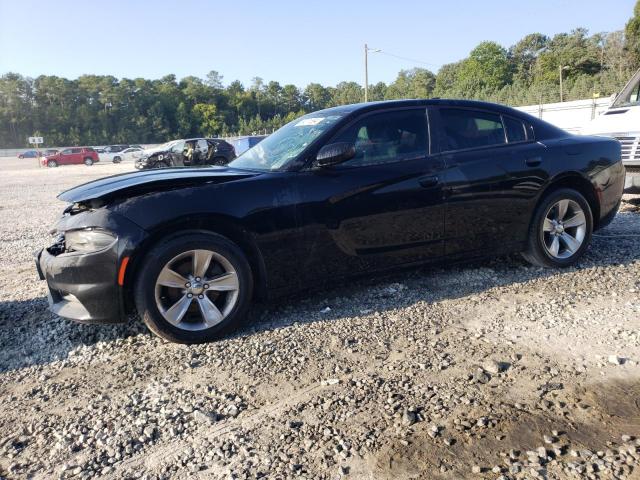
xmin=295 ymin=117 xmax=324 ymax=127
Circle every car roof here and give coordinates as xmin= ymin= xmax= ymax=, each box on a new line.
xmin=314 ymin=98 xmax=565 ymax=138
xmin=315 ymin=98 xmax=522 ymax=115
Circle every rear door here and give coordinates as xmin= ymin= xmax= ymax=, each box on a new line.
xmin=432 ymin=107 xmax=509 ymax=256
xmin=433 ymin=107 xmax=545 ymax=257
xmin=69 ymin=148 xmax=83 ymax=164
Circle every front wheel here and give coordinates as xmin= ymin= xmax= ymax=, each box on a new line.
xmin=47 ymin=160 xmax=58 ymax=168
xmin=113 ymin=156 xmax=122 ymax=163
xmin=134 ymin=232 xmax=253 ymax=343
xmin=84 ymin=157 xmax=94 ymax=166
xmin=522 ymin=188 xmax=593 ymax=268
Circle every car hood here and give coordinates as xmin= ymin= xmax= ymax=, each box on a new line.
xmin=142 ymin=146 xmax=169 ymax=157
xmin=58 ymin=166 xmax=260 ymax=204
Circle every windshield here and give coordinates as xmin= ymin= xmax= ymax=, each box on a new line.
xmin=229 ymin=113 xmax=345 ymax=171
xmin=612 ymin=69 xmax=640 ymax=108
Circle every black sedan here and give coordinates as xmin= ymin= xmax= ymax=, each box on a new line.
xmin=36 ymin=99 xmax=624 ymax=343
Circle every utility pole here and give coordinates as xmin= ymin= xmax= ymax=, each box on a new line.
xmin=363 ymin=44 xmax=380 ymax=103
xmin=364 ymin=43 xmax=369 ymax=103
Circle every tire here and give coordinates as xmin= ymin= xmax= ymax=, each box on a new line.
xmin=154 ymin=161 xmax=170 ymax=169
xmin=19 ymin=155 xmax=24 ymax=159
xmin=212 ymin=156 xmax=227 ymax=166
xmin=84 ymin=157 xmax=94 ymax=166
xmin=113 ymin=156 xmax=122 ymax=163
xmin=47 ymin=160 xmax=58 ymax=168
xmin=522 ymin=188 xmax=593 ymax=268
xmin=134 ymin=232 xmax=253 ymax=344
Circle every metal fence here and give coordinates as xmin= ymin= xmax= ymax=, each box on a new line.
xmin=514 ymin=97 xmax=613 ymax=133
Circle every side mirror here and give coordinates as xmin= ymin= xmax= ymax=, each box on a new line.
xmin=315 ymin=142 xmax=356 ymax=168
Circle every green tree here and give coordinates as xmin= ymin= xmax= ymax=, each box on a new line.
xmin=193 ymin=103 xmax=222 ymax=136
xmin=457 ymin=41 xmax=512 ymax=94
xmin=626 ymin=0 xmax=640 ymax=66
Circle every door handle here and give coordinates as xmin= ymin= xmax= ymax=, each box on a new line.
xmin=525 ymin=156 xmax=542 ymax=167
xmin=419 ymin=175 xmax=439 ymax=188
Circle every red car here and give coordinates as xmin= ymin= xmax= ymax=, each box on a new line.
xmin=42 ymin=147 xmax=100 ymax=167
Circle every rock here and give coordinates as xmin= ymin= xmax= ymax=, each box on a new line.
xmin=192 ymin=410 xmax=217 ymax=424
xmin=608 ymin=355 xmax=623 ymax=365
xmin=322 ymin=378 xmax=340 ymax=386
xmin=483 ymin=360 xmax=509 ymax=375
xmin=402 ymin=410 xmax=416 ymax=426
xmin=472 ymin=465 xmax=482 ymax=474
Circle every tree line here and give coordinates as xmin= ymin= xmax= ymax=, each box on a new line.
xmin=1 ymin=2 xmax=639 ymax=148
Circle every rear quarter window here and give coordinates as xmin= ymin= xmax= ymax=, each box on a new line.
xmin=504 ymin=116 xmax=527 ymax=143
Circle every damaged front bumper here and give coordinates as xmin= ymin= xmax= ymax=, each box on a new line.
xmin=35 ymin=207 xmax=147 ymax=324
xmin=36 ymin=240 xmax=122 ymax=323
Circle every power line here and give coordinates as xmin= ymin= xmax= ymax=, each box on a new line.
xmin=374 ymin=49 xmax=441 ymax=69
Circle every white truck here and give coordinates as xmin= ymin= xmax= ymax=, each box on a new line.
xmin=582 ymin=69 xmax=640 ymax=193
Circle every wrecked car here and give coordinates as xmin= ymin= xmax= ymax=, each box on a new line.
xmin=134 ymin=138 xmax=235 ymax=170
xmin=37 ymin=99 xmax=624 ymax=344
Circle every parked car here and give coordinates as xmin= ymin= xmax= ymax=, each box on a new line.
xmin=42 ymin=147 xmax=100 ymax=167
xmin=228 ymin=135 xmax=267 ymax=156
xmin=36 ymin=99 xmax=624 ymax=343
xmin=103 ymin=146 xmax=144 ymax=163
xmin=18 ymin=150 xmax=42 ymax=159
xmin=582 ymin=67 xmax=640 ymax=193
xmin=134 ymin=138 xmax=235 ymax=169
xmin=104 ymin=145 xmax=130 ymax=153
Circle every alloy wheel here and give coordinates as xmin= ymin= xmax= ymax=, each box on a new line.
xmin=154 ymin=249 xmax=240 ymax=331
xmin=542 ymin=199 xmax=587 ymax=259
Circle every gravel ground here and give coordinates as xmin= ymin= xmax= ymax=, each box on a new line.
xmin=1 ymin=156 xmax=640 ymax=480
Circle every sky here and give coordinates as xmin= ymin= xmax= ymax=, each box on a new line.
xmin=0 ymin=0 xmax=636 ymax=88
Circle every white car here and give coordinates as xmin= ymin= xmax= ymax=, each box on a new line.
xmin=582 ymin=68 xmax=640 ymax=193
xmin=102 ymin=147 xmax=145 ymax=163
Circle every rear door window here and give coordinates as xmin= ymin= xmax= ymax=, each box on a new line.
xmin=439 ymin=108 xmax=506 ymax=151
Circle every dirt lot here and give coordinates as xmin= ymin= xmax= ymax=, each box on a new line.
xmin=1 ymin=156 xmax=639 ymax=479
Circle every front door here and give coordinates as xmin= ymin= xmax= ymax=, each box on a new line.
xmin=59 ymin=148 xmax=82 ymax=165
xmin=294 ymin=107 xmax=446 ymax=283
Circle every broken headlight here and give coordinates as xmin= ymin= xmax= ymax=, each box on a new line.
xmin=65 ymin=228 xmax=116 ymax=253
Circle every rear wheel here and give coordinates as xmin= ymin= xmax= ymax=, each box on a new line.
xmin=47 ymin=160 xmax=58 ymax=168
xmin=84 ymin=157 xmax=94 ymax=166
xmin=113 ymin=156 xmax=122 ymax=163
xmin=522 ymin=188 xmax=593 ymax=268
xmin=212 ymin=156 xmax=227 ymax=166
xmin=134 ymin=232 xmax=253 ymax=343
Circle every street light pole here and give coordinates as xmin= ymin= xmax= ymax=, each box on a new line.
xmin=559 ymin=65 xmax=570 ymax=102
xmin=364 ymin=43 xmax=369 ymax=103
xmin=559 ymin=65 xmax=564 ymax=102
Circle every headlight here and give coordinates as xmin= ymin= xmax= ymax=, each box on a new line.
xmin=65 ymin=228 xmax=116 ymax=253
